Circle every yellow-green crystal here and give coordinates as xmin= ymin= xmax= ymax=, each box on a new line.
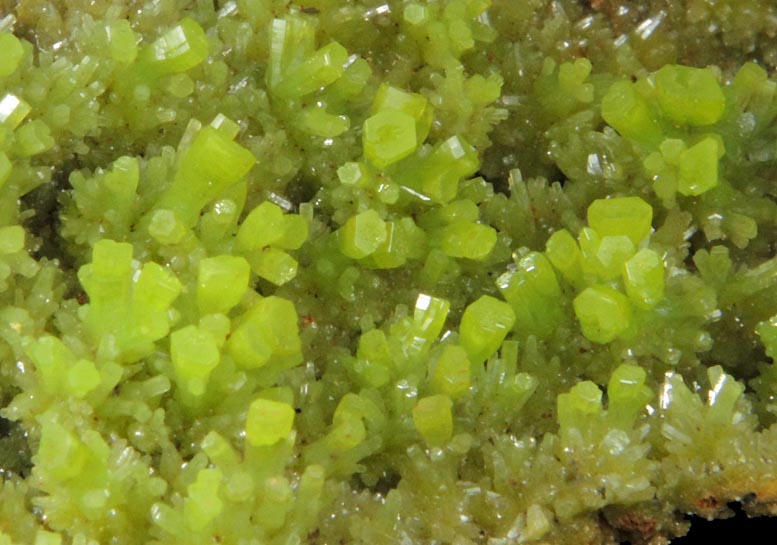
xmin=2 ymin=3 xmax=777 ymax=545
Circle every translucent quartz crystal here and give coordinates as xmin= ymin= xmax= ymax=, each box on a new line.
xmin=0 ymin=225 xmax=24 ymax=254
xmin=226 ymin=296 xmax=301 ymax=369
xmin=0 ymin=33 xmax=24 ymax=77
xmin=134 ymin=18 xmax=209 ymax=79
xmin=363 ymin=110 xmax=418 ymax=169
xmin=677 ymin=136 xmax=721 ymax=196
xmin=246 ymin=398 xmax=295 ymax=446
xmin=460 ymin=295 xmax=515 ymax=363
xmin=430 ymin=345 xmax=471 ymax=398
xmin=412 ymin=394 xmax=453 ymax=446
xmin=498 ymin=251 xmax=562 ymax=338
xmin=0 ymin=93 xmax=32 ymax=129
xmin=573 ymin=285 xmax=632 ymax=344
xmin=170 ymin=325 xmax=220 ymax=396
xmin=273 ymin=41 xmax=348 ymax=99
xmin=601 ymin=81 xmax=661 ymax=147
xmin=653 ymin=65 xmax=726 ymax=126
xmin=338 ymin=209 xmax=388 ymax=259
xmin=623 ymin=248 xmax=665 ymax=309
xmin=586 ymin=196 xmax=653 ymax=244
xmin=154 ymin=125 xmax=255 ymax=227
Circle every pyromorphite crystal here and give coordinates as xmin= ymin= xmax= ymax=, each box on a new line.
xmin=363 ymin=110 xmax=418 ymax=169
xmin=678 ymin=136 xmax=721 ymax=196
xmin=0 ymin=225 xmax=24 ymax=254
xmin=498 ymin=251 xmax=562 ymax=338
xmin=184 ymin=468 xmax=223 ymax=531
xmin=439 ymin=221 xmax=497 ymax=260
xmin=573 ymin=285 xmax=632 ymax=344
xmin=170 ymin=325 xmax=220 ymax=396
xmin=601 ymin=80 xmax=662 ymax=146
xmin=226 ymin=296 xmax=301 ymax=369
xmin=0 ymin=34 xmax=24 ymax=77
xmin=0 ymin=93 xmax=30 ymax=129
xmin=623 ymin=248 xmax=665 ymax=308
xmin=545 ymin=228 xmax=583 ymax=284
xmin=273 ymin=41 xmax=349 ymax=99
xmin=245 ymin=398 xmax=295 ymax=447
xmin=587 ymin=196 xmax=653 ymax=244
xmin=460 ymin=295 xmax=516 ymax=363
xmin=36 ymin=419 xmax=88 ymax=482
xmin=338 ymin=209 xmax=388 ymax=259
xmin=6 ymin=2 xmax=777 ymax=545
xmin=107 ymin=20 xmax=138 ymax=64
xmin=155 ymin=124 xmax=255 ymax=227
xmin=430 ymin=345 xmax=471 ymax=399
xmin=412 ymin=394 xmax=453 ymax=446
xmin=653 ymin=64 xmax=726 ymax=126
xmin=135 ymin=18 xmax=209 ymax=79
xmin=202 ymin=259 xmax=252 ymax=306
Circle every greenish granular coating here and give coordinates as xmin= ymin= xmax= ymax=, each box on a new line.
xmin=3 ymin=0 xmax=777 ymax=544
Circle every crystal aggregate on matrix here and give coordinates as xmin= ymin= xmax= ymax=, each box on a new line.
xmin=2 ymin=0 xmax=777 ymax=544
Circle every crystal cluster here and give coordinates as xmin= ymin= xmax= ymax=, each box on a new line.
xmin=2 ymin=1 xmax=777 ymax=545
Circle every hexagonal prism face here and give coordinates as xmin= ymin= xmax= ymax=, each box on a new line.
xmin=339 ymin=209 xmax=388 ymax=259
xmin=363 ymin=110 xmax=417 ymax=169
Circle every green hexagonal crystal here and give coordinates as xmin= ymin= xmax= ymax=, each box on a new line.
xmin=654 ymin=64 xmax=726 ymax=126
xmin=573 ymin=285 xmax=632 ymax=344
xmin=338 ymin=209 xmax=388 ymax=259
xmin=587 ymin=196 xmax=653 ymax=245
xmin=460 ymin=295 xmax=515 ymax=363
xmin=678 ymin=136 xmax=721 ymax=196
xmin=363 ymin=110 xmax=418 ymax=169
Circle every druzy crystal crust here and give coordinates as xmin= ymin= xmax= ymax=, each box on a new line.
xmin=2 ymin=1 xmax=777 ymax=544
